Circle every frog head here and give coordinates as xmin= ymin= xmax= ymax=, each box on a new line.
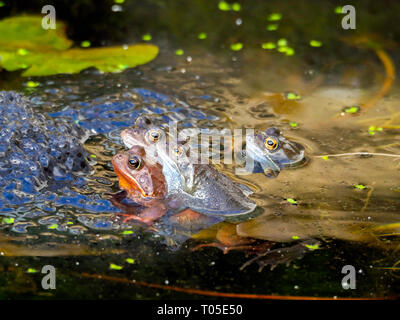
xmin=112 ymin=145 xmax=167 ymax=203
xmin=245 ymin=127 xmax=306 ymax=177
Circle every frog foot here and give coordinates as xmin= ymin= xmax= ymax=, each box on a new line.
xmin=118 ymin=213 xmax=158 ymax=232
xmin=240 ymin=240 xmax=321 ymax=272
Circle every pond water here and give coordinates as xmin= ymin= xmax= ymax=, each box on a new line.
xmin=0 ymin=0 xmax=399 ymax=299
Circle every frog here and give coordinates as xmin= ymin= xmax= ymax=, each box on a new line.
xmin=111 ymin=145 xmax=257 ymax=225
xmin=121 ymin=116 xmax=306 ymax=186
xmin=238 ymin=127 xmax=306 ymax=178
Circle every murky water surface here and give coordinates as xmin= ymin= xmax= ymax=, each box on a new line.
xmin=1 ymin=1 xmax=400 ymax=299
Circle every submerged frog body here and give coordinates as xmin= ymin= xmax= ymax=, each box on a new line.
xmin=0 ymin=91 xmax=92 ymax=208
xmin=112 ymin=145 xmax=256 ymax=224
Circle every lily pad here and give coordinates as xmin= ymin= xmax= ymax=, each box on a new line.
xmin=0 ymin=15 xmax=159 ymax=76
xmin=0 ymin=15 xmax=72 ymax=51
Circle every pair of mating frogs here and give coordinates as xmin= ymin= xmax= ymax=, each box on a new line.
xmin=112 ymin=116 xmax=305 ymax=225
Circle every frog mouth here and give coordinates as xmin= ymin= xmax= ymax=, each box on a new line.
xmin=113 ymin=165 xmax=159 ymax=199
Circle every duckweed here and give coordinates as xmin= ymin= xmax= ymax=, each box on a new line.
xmin=81 ymin=41 xmax=91 ymax=48
xmin=109 ymin=263 xmax=123 ymax=270
xmin=230 ymin=43 xmax=243 ymax=51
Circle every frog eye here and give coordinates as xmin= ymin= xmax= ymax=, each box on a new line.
xmin=173 ymin=146 xmax=183 ymax=157
xmin=147 ymin=129 xmax=163 ymax=142
xmin=127 ymin=156 xmax=141 ymax=170
xmin=264 ymin=137 xmax=278 ymax=150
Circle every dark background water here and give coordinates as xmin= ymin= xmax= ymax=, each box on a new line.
xmin=0 ymin=0 xmax=399 ymax=299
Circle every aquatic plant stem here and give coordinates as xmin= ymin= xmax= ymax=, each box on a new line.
xmin=362 ymin=49 xmax=395 ymax=111
xmin=77 ymin=272 xmax=396 ymax=300
xmin=314 ymin=152 xmax=400 ymax=159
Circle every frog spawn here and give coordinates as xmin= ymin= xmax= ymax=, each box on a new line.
xmin=0 ymin=91 xmax=93 ymax=208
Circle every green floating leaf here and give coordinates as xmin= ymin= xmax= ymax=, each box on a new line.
xmin=261 ymin=42 xmax=276 ymax=50
xmin=25 ymin=80 xmax=39 ymax=88
xmin=285 ymin=92 xmax=301 ymax=100
xmin=292 ymin=235 xmax=300 ymax=240
xmin=0 ymin=15 xmax=158 ymax=77
xmin=289 ymin=121 xmax=298 ymax=128
xmin=81 ymin=40 xmax=91 ymax=48
xmin=305 ymin=243 xmax=320 ymax=250
xmin=175 ymin=49 xmax=184 ymax=56
xmin=218 ymin=1 xmax=231 ymax=11
xmin=286 ymin=198 xmax=297 ymax=205
xmin=266 ymin=24 xmax=278 ymax=31
xmin=268 ymin=13 xmax=282 ymax=21
xmin=277 ymin=38 xmax=288 ymax=47
xmin=122 ymin=230 xmax=133 ymax=235
xmin=142 ymin=34 xmax=152 ymax=41
xmin=322 ymin=155 xmax=329 ymax=161
xmin=285 ymin=47 xmax=295 ymax=56
xmin=354 ymin=184 xmax=366 ymax=190
xmin=335 ymin=6 xmax=343 ymax=14
xmin=232 ymin=3 xmax=241 ymax=11
xmin=27 ymin=268 xmax=38 ymax=273
xmin=198 ymin=32 xmax=207 ymax=40
xmin=343 ymin=106 xmax=360 ymax=114
xmin=368 ymin=125 xmax=383 ymax=135
xmin=109 ymin=263 xmax=123 ymax=270
xmin=48 ymin=224 xmax=58 ymax=229
xmin=3 ymin=217 xmax=14 ymax=224
xmin=230 ymin=43 xmax=243 ymax=51
xmin=125 ymin=258 xmax=135 ymax=264
xmin=310 ymin=40 xmax=322 ymax=47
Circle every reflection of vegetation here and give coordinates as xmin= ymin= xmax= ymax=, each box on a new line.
xmin=0 ymin=16 xmax=158 ymax=76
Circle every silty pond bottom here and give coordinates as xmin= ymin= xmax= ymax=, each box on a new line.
xmin=0 ymin=47 xmax=399 ymax=299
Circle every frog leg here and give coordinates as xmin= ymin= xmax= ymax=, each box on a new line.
xmin=240 ymin=239 xmax=321 ymax=272
xmin=120 ymin=201 xmax=168 ymax=225
xmin=109 ymin=193 xmax=167 ymax=225
xmin=193 ymin=223 xmax=273 ymax=254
